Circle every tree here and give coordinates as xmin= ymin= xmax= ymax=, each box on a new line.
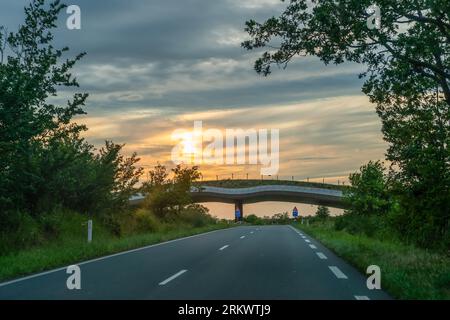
xmin=315 ymin=206 xmax=330 ymax=220
xmin=242 ymin=1 xmax=449 ymax=247
xmin=149 ymin=163 xmax=168 ymax=186
xmin=242 ymin=0 xmax=449 ymax=106
xmin=344 ymin=161 xmax=391 ymax=216
xmin=0 ymin=1 xmax=143 ymax=233
xmin=172 ymin=164 xmax=202 ymax=209
xmin=142 ymin=164 xmax=202 ymax=218
xmin=244 ymin=214 xmax=262 ymax=225
xmin=142 ymin=163 xmax=172 ymax=218
xmin=0 ymin=0 xmax=87 ymax=215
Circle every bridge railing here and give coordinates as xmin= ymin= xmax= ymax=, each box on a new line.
xmin=204 ymin=173 xmax=348 ymax=186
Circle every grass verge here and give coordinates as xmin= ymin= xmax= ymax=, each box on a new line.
xmin=292 ymin=222 xmax=450 ymax=300
xmin=0 ymin=221 xmax=230 ymax=283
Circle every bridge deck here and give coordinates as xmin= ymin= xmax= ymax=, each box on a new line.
xmin=191 ymin=185 xmax=345 ymax=208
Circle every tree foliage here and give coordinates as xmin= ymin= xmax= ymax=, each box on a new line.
xmin=0 ymin=1 xmax=143 ymax=234
xmin=243 ymin=0 xmax=450 ymax=248
xmin=344 ymin=161 xmax=391 ymax=216
xmin=242 ymin=0 xmax=450 ymax=105
xmin=141 ymin=164 xmax=202 ymax=219
xmin=315 ymin=205 xmax=330 ymax=220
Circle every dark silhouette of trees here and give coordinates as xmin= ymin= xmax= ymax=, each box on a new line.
xmin=0 ymin=0 xmax=143 ymax=235
xmin=243 ymin=0 xmax=449 ymax=248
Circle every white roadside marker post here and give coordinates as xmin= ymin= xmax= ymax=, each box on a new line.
xmin=87 ymin=219 xmax=93 ymax=243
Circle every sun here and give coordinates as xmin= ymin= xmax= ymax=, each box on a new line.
xmin=182 ymin=133 xmax=196 ymax=155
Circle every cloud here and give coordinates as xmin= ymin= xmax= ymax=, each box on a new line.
xmin=1 ymin=0 xmax=386 ymax=182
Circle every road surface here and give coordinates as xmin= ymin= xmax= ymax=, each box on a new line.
xmin=0 ymin=225 xmax=391 ymax=299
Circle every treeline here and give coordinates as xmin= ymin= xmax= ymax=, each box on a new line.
xmin=243 ymin=205 xmax=330 ymax=225
xmin=337 ymin=161 xmax=449 ymax=250
xmin=0 ymin=1 xmax=215 ymax=254
xmin=101 ymin=162 xmax=216 ymax=240
xmin=0 ymin=1 xmax=146 ymax=252
xmin=243 ymin=1 xmax=450 ymax=251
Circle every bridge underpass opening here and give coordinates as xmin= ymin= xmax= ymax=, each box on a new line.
xmin=198 ymin=202 xmax=344 ymax=220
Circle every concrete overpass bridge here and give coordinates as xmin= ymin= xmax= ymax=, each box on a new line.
xmin=131 ymin=180 xmax=346 ymax=220
xmin=191 ymin=184 xmax=345 ymax=219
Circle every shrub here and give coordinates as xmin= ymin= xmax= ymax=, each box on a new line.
xmin=134 ymin=209 xmax=161 ymax=233
xmin=0 ymin=212 xmax=42 ymax=255
xmin=315 ymin=206 xmax=330 ymax=220
xmin=334 ymin=214 xmax=387 ymax=238
xmin=244 ymin=214 xmax=263 ymax=225
xmin=344 ymin=161 xmax=391 ymax=217
xmin=177 ymin=205 xmax=216 ymax=228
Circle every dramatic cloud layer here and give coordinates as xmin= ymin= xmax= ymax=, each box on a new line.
xmin=2 ymin=0 xmax=387 ymax=187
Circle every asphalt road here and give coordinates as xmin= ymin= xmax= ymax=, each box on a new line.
xmin=0 ymin=225 xmax=391 ymax=300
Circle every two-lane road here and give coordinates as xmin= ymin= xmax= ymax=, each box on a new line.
xmin=0 ymin=226 xmax=391 ymax=300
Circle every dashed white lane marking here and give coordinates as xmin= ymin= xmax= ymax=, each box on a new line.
xmin=309 ymin=244 xmax=317 ymax=249
xmin=354 ymin=296 xmax=370 ymax=300
xmin=219 ymin=245 xmax=229 ymax=251
xmin=328 ymin=266 xmax=348 ymax=279
xmin=250 ymin=231 xmax=254 ymax=234
xmin=0 ymin=227 xmax=234 ymax=288
xmin=159 ymin=270 xmax=187 ymax=285
xmin=316 ymin=252 xmax=328 ymax=259
xmin=305 ymin=239 xmax=311 ymax=243
xmin=240 ymin=236 xmax=246 ymax=239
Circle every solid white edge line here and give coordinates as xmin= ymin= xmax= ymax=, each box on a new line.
xmin=316 ymin=252 xmax=328 ymax=259
xmin=219 ymin=245 xmax=229 ymax=251
xmin=0 ymin=227 xmax=237 ymax=288
xmin=329 ymin=266 xmax=348 ymax=279
xmin=159 ymin=269 xmax=187 ymax=285
xmin=354 ymin=295 xmax=370 ymax=300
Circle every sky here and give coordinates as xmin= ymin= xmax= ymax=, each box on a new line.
xmin=1 ymin=0 xmax=388 ymax=218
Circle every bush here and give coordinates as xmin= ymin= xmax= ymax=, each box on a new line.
xmin=0 ymin=212 xmax=42 ymax=255
xmin=334 ymin=214 xmax=389 ymax=238
xmin=134 ymin=209 xmax=161 ymax=233
xmin=177 ymin=205 xmax=216 ymax=228
xmin=38 ymin=210 xmax=65 ymax=239
xmin=315 ymin=206 xmax=330 ymax=220
xmin=244 ymin=214 xmax=263 ymax=225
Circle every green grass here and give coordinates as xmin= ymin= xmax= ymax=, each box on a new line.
xmin=197 ymin=179 xmax=348 ymax=191
xmin=292 ymin=221 xmax=450 ymax=300
xmin=0 ymin=212 xmax=230 ymax=283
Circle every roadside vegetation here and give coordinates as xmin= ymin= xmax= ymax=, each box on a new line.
xmin=0 ymin=210 xmax=228 ymax=282
xmin=0 ymin=1 xmax=228 ymax=282
xmin=243 ymin=2 xmax=449 ymax=251
xmin=292 ymin=219 xmax=450 ymax=300
xmin=244 ymin=204 xmax=450 ymax=300
xmin=0 ymin=154 xmax=229 ymax=283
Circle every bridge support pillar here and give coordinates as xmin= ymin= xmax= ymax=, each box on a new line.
xmin=235 ymin=201 xmax=243 ymax=222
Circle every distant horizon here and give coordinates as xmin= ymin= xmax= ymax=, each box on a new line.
xmin=201 ymin=201 xmax=344 ymax=220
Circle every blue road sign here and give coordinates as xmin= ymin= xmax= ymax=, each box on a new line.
xmin=293 ymin=207 xmax=299 ymax=217
xmin=235 ymin=208 xmax=241 ymax=219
